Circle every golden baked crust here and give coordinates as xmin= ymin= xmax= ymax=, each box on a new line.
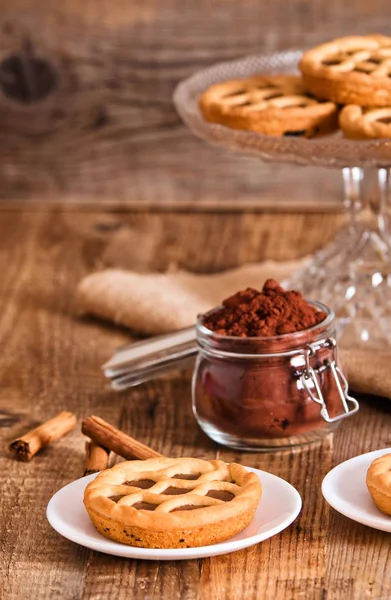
xmin=84 ymin=457 xmax=262 ymax=548
xmin=340 ymin=105 xmax=391 ymax=139
xmin=199 ymin=75 xmax=338 ymax=138
xmin=300 ymin=35 xmax=391 ymax=106
xmin=366 ymin=452 xmax=391 ymax=516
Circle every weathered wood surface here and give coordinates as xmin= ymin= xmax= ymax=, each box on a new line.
xmin=1 ymin=206 xmax=391 ymax=600
xmin=0 ymin=0 xmax=389 ymax=206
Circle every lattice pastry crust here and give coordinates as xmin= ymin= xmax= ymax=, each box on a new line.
xmin=366 ymin=453 xmax=391 ymax=516
xmin=199 ymin=75 xmax=338 ymax=138
xmin=300 ymin=35 xmax=391 ymax=106
xmin=84 ymin=457 xmax=262 ymax=548
xmin=340 ymin=105 xmax=391 ymax=139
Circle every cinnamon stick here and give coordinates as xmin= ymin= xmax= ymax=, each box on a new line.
xmin=84 ymin=440 xmax=110 ymax=476
xmin=81 ymin=415 xmax=163 ymax=460
xmin=9 ymin=411 xmax=77 ymax=461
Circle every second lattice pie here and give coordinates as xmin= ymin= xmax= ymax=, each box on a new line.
xmin=84 ymin=457 xmax=262 ymax=548
xmin=300 ymin=35 xmax=391 ymax=107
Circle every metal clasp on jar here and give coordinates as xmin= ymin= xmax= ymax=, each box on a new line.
xmin=300 ymin=337 xmax=359 ymax=423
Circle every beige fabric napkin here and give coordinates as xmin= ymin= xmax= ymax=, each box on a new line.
xmin=342 ymin=350 xmax=391 ymax=399
xmin=77 ymin=261 xmax=391 ymax=400
xmin=77 ymin=260 xmax=305 ymax=335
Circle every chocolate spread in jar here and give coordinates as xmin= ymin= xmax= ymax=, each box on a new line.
xmin=194 ymin=280 xmax=343 ymax=441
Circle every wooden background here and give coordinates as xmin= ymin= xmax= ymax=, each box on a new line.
xmin=0 ymin=0 xmax=389 ymax=208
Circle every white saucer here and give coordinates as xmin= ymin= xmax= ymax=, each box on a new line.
xmin=47 ymin=467 xmax=301 ymax=560
xmin=322 ymin=448 xmax=391 ymax=533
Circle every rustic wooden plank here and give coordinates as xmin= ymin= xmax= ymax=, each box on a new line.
xmin=0 ymin=195 xmax=345 ymax=213
xmin=1 ymin=207 xmax=391 ymax=600
xmin=0 ymin=0 xmax=387 ymax=205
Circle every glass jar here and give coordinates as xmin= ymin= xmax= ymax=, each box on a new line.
xmin=192 ymin=302 xmax=359 ymax=451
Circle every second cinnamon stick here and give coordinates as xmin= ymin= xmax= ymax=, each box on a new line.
xmin=81 ymin=415 xmax=163 ymax=460
xmin=84 ymin=440 xmax=110 ymax=476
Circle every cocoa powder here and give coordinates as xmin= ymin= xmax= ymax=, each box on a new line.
xmin=202 ymin=279 xmax=326 ymax=337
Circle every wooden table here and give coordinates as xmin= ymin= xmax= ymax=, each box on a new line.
xmin=1 ymin=206 xmax=391 ymax=600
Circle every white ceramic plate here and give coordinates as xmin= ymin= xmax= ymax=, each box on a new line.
xmin=47 ymin=467 xmax=302 ymax=560
xmin=322 ymin=448 xmax=391 ymax=533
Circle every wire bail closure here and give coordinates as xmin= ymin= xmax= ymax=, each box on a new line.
xmin=300 ymin=337 xmax=359 ymax=423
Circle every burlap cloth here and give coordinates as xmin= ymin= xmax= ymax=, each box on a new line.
xmin=77 ymin=260 xmax=390 ymax=400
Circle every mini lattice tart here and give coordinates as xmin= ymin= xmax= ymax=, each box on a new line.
xmin=300 ymin=35 xmax=391 ymax=107
xmin=84 ymin=457 xmax=262 ymax=548
xmin=366 ymin=453 xmax=391 ymax=516
xmin=340 ymin=105 xmax=391 ymax=139
xmin=199 ymin=75 xmax=338 ymax=138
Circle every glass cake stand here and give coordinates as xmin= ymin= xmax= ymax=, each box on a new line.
xmin=173 ymin=50 xmax=391 ymax=349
